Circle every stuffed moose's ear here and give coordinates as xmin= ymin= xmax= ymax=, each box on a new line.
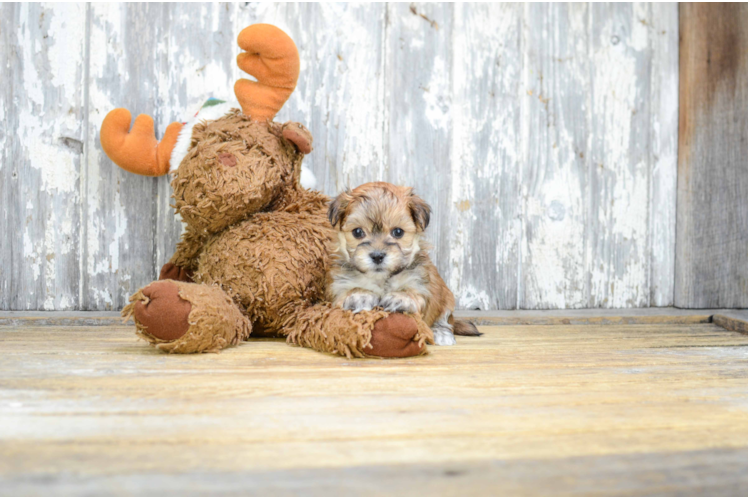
xmin=282 ymin=122 xmax=313 ymax=154
xmin=328 ymin=190 xmax=353 ymax=228
xmin=100 ymin=108 xmax=183 ymax=176
xmin=408 ymin=192 xmax=431 ymax=231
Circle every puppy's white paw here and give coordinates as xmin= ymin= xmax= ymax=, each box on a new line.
xmin=379 ymin=294 xmax=419 ymax=314
xmin=342 ymin=292 xmax=379 ymax=313
xmin=432 ymin=325 xmax=456 ymax=346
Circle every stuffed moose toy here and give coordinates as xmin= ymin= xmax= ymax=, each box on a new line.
xmin=99 ymin=24 xmax=432 ymax=358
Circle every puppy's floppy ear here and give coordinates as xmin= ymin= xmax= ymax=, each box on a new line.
xmin=328 ymin=190 xmax=352 ymax=228
xmin=408 ymin=192 xmax=431 ymax=231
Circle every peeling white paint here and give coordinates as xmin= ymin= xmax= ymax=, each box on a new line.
xmin=47 ymin=4 xmax=86 ymax=101
xmin=458 ymin=286 xmax=491 ymax=311
xmin=317 ymin=4 xmax=387 ymax=188
xmin=43 ymin=208 xmax=58 ymax=310
xmin=587 ymin=6 xmax=650 ymax=308
xmin=630 ymin=3 xmax=650 ymax=52
xmin=648 ymin=3 xmax=679 ymax=307
xmin=422 ymin=57 xmax=451 ymax=131
xmin=18 ymin=8 xmax=44 ymax=107
xmin=0 ymin=95 xmax=5 ymax=173
xmin=85 ymin=3 xmax=125 ymax=309
xmin=108 ymin=188 xmax=128 ymax=274
xmin=27 ymin=140 xmax=78 ymax=193
xmin=23 ymin=231 xmax=40 ymax=281
xmin=6 ymin=3 xmax=85 ymax=309
xmin=448 ymin=4 xmax=469 ymax=298
xmin=4 ymin=3 xmax=680 ymax=311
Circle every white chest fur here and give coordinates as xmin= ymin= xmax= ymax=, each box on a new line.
xmin=330 ymin=265 xmax=431 ymax=301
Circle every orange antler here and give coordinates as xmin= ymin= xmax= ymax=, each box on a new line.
xmin=100 ymin=109 xmax=183 ymax=176
xmin=234 ymin=24 xmax=300 ymax=122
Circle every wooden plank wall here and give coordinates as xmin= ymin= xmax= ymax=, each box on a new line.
xmin=676 ymin=4 xmax=748 ymax=308
xmin=0 ymin=3 xmax=679 ymax=311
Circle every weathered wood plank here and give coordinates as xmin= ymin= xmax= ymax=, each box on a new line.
xmin=712 ymin=310 xmax=748 ymax=335
xmin=648 ymin=3 xmax=679 ymax=306
xmin=1 ymin=3 xmax=683 ymax=311
xmin=5 ymin=448 xmax=746 ymax=496
xmin=83 ymin=4 xmax=166 ymax=310
xmin=0 ymin=307 xmax=739 ymax=327
xmin=0 ymin=3 xmax=13 ymax=309
xmin=521 ymin=3 xmax=591 ymax=309
xmin=521 ymin=3 xmax=678 ymax=309
xmin=384 ymin=3 xmax=453 ymax=292
xmin=1 ymin=4 xmax=86 ymax=310
xmin=449 ymin=4 xmax=522 ymax=309
xmin=454 ymin=307 xmax=724 ymax=326
xmin=2 ymin=322 xmax=748 ymax=494
xmin=0 ymin=311 xmax=126 ymax=326
xmin=586 ymin=3 xmax=655 ymax=308
xmin=675 ymin=3 xmax=748 ymax=308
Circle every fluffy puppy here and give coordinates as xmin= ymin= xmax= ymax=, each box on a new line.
xmin=326 ymin=182 xmax=480 ymax=345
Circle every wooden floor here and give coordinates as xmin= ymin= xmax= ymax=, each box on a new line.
xmin=2 ymin=318 xmax=748 ymax=495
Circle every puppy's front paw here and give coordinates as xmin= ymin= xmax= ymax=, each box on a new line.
xmin=432 ymin=325 xmax=456 ymax=346
xmin=342 ymin=292 xmax=379 ymax=313
xmin=379 ymin=293 xmax=419 ymax=314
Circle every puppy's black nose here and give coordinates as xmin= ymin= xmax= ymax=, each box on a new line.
xmin=370 ymin=251 xmax=386 ymax=265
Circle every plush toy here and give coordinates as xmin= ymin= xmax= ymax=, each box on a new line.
xmin=99 ymin=24 xmax=432 ymax=358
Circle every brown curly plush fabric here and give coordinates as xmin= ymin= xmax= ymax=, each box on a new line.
xmin=123 ymin=111 xmax=427 ymax=358
xmin=123 ymin=280 xmax=252 ymax=354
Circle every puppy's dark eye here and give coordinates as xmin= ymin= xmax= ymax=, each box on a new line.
xmin=391 ymin=228 xmax=404 ymax=239
xmin=352 ymin=228 xmax=365 ymax=239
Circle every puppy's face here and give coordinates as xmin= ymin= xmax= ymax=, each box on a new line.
xmin=328 ymin=182 xmax=431 ymax=275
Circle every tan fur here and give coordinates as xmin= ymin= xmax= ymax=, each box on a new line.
xmin=326 ymin=182 xmax=461 ymax=345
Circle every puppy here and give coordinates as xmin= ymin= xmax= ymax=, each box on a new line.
xmin=326 ymin=182 xmax=480 ymax=345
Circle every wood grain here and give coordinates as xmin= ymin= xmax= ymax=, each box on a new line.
xmin=449 ymin=3 xmax=522 ymax=309
xmin=712 ymin=310 xmax=748 ymax=335
xmin=0 ymin=3 xmax=12 ymax=309
xmin=0 ymin=307 xmax=737 ymax=327
xmin=3 ymin=449 xmax=748 ymax=496
xmin=587 ymin=3 xmax=652 ymax=308
xmin=2 ymin=322 xmax=748 ymax=495
xmin=1 ymin=4 xmax=86 ymax=310
xmin=675 ymin=3 xmax=748 ymax=308
xmin=84 ymin=4 xmax=165 ymax=310
xmin=2 ymin=3 xmax=681 ymax=310
xmin=386 ymin=3 xmax=453 ymax=288
xmin=520 ymin=4 xmax=679 ymax=309
xmin=454 ymin=307 xmax=724 ymax=326
xmin=521 ymin=3 xmax=591 ymax=309
xmin=648 ymin=3 xmax=679 ymax=306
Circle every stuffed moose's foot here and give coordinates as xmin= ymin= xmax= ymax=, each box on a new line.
xmin=286 ymin=304 xmax=431 ymax=358
xmin=132 ymin=281 xmax=191 ymax=341
xmin=364 ymin=313 xmax=428 ymax=358
xmin=123 ymin=280 xmax=251 ymax=354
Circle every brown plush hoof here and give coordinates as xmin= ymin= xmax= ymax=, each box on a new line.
xmin=364 ymin=313 xmax=422 ymax=358
xmin=133 ymin=281 xmax=192 ymax=341
xmin=159 ymin=263 xmax=194 ymax=283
